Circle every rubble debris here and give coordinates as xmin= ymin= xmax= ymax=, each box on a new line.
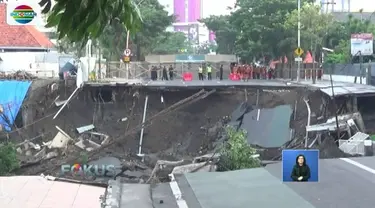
xmin=339 ymin=132 xmax=370 ymax=155
xmin=55 ymin=126 xmax=74 ymax=141
xmin=34 ymin=147 xmax=46 ymax=158
xmin=76 ymin=124 xmax=95 ymax=134
xmin=75 ymin=139 xmax=101 ymax=151
xmin=171 ymin=162 xmax=216 ymax=174
xmin=146 ymin=160 xmax=184 ymax=183
xmin=193 ymin=153 xmax=220 ymax=163
xmin=0 ymin=70 xmax=37 ymax=80
xmin=49 ymin=132 xmax=71 ymax=149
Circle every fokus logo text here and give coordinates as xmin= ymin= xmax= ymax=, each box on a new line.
xmin=60 ymin=164 xmax=116 ymax=177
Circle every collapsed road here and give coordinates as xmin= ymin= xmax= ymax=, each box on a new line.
xmin=1 ymin=78 xmax=375 ymax=185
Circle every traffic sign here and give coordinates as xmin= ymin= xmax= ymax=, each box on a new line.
xmin=123 ymin=56 xmax=130 ymax=63
xmin=294 ymin=47 xmax=304 ymax=56
xmin=124 ymin=49 xmax=131 ymax=56
xmin=294 ymin=57 xmax=302 ymax=62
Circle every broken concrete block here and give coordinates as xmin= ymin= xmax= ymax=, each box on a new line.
xmin=55 ymin=126 xmax=74 ymax=141
xmin=44 ymin=151 xmax=58 ymax=159
xmin=49 ymin=132 xmax=70 ymax=149
xmin=25 ymin=150 xmax=32 ymax=156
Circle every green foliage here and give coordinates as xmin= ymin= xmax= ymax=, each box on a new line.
xmin=78 ymin=152 xmax=89 ymax=164
xmin=284 ymin=3 xmax=334 ymax=54
xmin=40 ymin=0 xmax=142 ymax=44
xmin=94 ymin=0 xmax=175 ymax=60
xmin=218 ymin=127 xmax=261 ymax=171
xmin=201 ymin=0 xmax=375 ymax=62
xmin=0 ymin=143 xmax=19 ymax=175
xmin=152 ymin=32 xmax=192 ymax=54
xmin=200 ymin=15 xmax=237 ymax=54
xmin=325 ymin=40 xmax=350 ymax=64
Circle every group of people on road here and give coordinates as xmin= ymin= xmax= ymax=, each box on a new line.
xmin=150 ymin=65 xmax=174 ymax=81
xmin=198 ymin=63 xmax=224 ymax=81
xmin=231 ymin=63 xmax=276 ymax=81
xmin=149 ymin=63 xmax=275 ymax=81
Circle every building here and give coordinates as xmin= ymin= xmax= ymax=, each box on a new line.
xmin=158 ymin=0 xmax=236 ymax=45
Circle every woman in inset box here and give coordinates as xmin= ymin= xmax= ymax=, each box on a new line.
xmin=291 ymin=154 xmax=311 ymax=182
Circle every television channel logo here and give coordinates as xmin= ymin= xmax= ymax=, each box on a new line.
xmin=6 ymin=2 xmax=42 ymax=26
xmin=61 ymin=163 xmax=116 ymax=177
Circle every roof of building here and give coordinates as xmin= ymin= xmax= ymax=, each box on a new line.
xmin=0 ymin=176 xmax=105 ymax=208
xmin=0 ymin=3 xmax=54 ymax=49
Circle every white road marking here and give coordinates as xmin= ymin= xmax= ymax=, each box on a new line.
xmin=340 ymin=158 xmax=375 ymax=174
xmin=169 ymin=174 xmax=189 ymax=208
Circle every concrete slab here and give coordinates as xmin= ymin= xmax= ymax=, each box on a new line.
xmin=151 ymin=183 xmax=179 ymax=208
xmin=184 ymin=169 xmax=313 ymax=208
xmin=175 ymin=174 xmax=202 ymax=208
xmin=120 ymin=184 xmax=153 ymax=208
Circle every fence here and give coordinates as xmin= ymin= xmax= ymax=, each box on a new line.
xmin=268 ymin=63 xmax=323 ymax=80
xmin=106 ymin=61 xmax=234 ymax=80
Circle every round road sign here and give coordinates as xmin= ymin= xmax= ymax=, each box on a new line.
xmin=124 ymin=49 xmax=131 ymax=56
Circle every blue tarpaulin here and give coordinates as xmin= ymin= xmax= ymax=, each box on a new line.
xmin=0 ymin=80 xmax=31 ymax=131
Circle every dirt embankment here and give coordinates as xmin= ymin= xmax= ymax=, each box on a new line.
xmin=5 ymin=80 xmax=310 ymax=175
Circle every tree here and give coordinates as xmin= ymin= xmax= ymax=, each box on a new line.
xmin=152 ymin=32 xmax=192 ymax=54
xmin=95 ymin=0 xmax=174 ymax=60
xmin=229 ymin=0 xmax=297 ymax=62
xmin=200 ymin=15 xmax=237 ymax=54
xmin=0 ymin=143 xmax=19 ymax=175
xmin=40 ymin=0 xmax=142 ymax=44
xmin=217 ymin=127 xmax=261 ymax=171
xmin=284 ymin=3 xmax=334 ymax=63
xmin=132 ymin=0 xmax=175 ymax=59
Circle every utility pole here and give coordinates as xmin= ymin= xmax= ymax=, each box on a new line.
xmin=359 ymin=51 xmax=363 ymax=84
xmin=321 ymin=1 xmax=336 ymax=14
xmin=125 ymin=30 xmax=130 ymax=79
xmin=297 ymin=0 xmax=301 ymax=82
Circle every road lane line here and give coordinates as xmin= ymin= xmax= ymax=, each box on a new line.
xmin=169 ymin=174 xmax=189 ymax=208
xmin=340 ymin=158 xmax=375 ymax=174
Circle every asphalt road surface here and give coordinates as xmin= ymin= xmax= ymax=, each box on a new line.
xmin=152 ymin=156 xmax=375 ymax=208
